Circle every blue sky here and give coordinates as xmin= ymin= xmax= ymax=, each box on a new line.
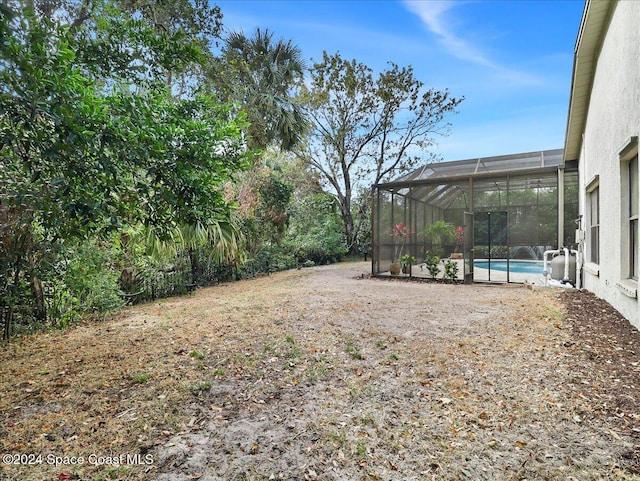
xmin=212 ymin=0 xmax=585 ymax=162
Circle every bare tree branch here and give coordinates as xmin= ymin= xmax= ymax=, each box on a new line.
xmin=297 ymin=53 xmax=463 ymax=253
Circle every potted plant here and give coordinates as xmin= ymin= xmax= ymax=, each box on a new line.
xmin=390 ymin=222 xmax=413 ymax=275
xmin=451 ymin=225 xmax=464 ymax=259
xmin=389 ymin=261 xmax=402 ymax=275
xmin=398 ymin=254 xmax=417 ymax=275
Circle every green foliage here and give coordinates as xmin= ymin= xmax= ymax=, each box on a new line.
xmin=285 ymin=193 xmax=347 ymax=265
xmin=398 ymin=254 xmax=416 ymax=265
xmin=189 ymin=350 xmax=205 ymax=360
xmin=132 ymin=373 xmax=152 ymax=384
xmin=128 ymin=219 xmax=246 ymax=277
xmin=355 ymin=441 xmax=368 ymax=458
xmin=423 ymin=221 xmax=456 ymax=247
xmin=212 ymin=28 xmax=308 ymax=150
xmin=0 ymin=5 xmax=252 ymax=336
xmin=114 ymin=223 xmax=246 ymax=304
xmin=1 ymin=9 xmax=249 ymax=240
xmin=346 ymin=340 xmax=364 ymax=360
xmin=425 ymin=255 xmax=441 ymax=279
xmin=443 ymin=259 xmax=459 ymax=283
xmin=36 ymin=0 xmax=224 ymax=96
xmin=242 ymin=245 xmax=297 ymax=276
xmin=257 ymin=174 xmax=294 ymax=244
xmin=59 ymin=240 xmax=124 ymax=315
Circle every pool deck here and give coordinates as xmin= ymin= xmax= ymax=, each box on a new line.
xmin=377 ymin=259 xmax=547 ymax=284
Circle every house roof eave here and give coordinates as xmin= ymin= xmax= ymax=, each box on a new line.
xmin=563 ymin=0 xmax=617 ymax=163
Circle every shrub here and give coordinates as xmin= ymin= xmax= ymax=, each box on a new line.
xmin=444 ymin=259 xmax=459 ymax=283
xmin=425 ymin=255 xmax=441 ymax=279
xmin=48 ymin=240 xmax=124 ymax=326
xmin=242 ymin=246 xmax=297 ymax=276
xmin=285 ymin=193 xmax=348 ymax=265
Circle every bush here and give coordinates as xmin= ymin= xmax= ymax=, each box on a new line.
xmin=47 ymin=240 xmax=124 ymax=326
xmin=443 ymin=259 xmax=459 ymax=283
xmin=425 ymin=255 xmax=441 ymax=279
xmin=285 ymin=194 xmax=348 ymax=265
xmin=293 ymin=235 xmax=347 ymax=265
xmin=241 ymin=246 xmax=297 ymax=277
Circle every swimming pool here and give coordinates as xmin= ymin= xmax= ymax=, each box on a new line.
xmin=474 ymin=260 xmax=544 ymax=274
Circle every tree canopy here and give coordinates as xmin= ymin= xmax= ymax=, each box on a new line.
xmin=0 ymin=6 xmax=249 ymax=241
xmin=0 ymin=2 xmax=252 ymax=334
xmin=210 ymin=27 xmax=309 ymax=151
xmin=297 ymin=52 xmax=464 ymax=253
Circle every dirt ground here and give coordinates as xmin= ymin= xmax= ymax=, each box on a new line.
xmin=1 ymin=261 xmax=640 ymax=480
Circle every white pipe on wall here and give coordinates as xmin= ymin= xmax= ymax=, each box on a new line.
xmin=571 ymin=248 xmax=581 ymax=289
xmin=563 ymin=247 xmax=570 ymax=282
xmin=543 ymin=249 xmax=560 ymax=287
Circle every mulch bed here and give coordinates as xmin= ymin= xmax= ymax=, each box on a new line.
xmin=560 ymin=290 xmax=640 ymax=473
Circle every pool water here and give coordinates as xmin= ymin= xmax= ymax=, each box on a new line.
xmin=474 ymin=260 xmax=543 ymax=274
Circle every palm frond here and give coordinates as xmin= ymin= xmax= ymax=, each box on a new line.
xmin=128 ymin=218 xmax=245 ymax=265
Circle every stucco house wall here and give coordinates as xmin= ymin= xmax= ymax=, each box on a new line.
xmin=569 ymin=0 xmax=640 ymax=328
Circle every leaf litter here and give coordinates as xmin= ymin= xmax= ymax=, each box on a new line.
xmin=0 ymin=262 xmax=639 ymax=480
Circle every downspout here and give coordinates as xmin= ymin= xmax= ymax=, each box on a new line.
xmin=572 ymin=248 xmax=582 ymax=289
xmin=574 ymin=216 xmax=584 ymax=290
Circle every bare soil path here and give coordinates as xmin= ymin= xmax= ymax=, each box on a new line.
xmin=1 ymin=262 xmax=639 ymax=480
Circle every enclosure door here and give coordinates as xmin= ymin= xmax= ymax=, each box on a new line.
xmin=463 ymin=212 xmax=474 ymax=284
xmin=473 ymin=210 xmax=509 ymax=282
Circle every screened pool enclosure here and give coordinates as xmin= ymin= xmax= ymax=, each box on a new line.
xmin=372 ymin=149 xmax=578 ymax=283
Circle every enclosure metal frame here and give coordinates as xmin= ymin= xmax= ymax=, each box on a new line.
xmin=371 ymin=149 xmax=579 ymax=282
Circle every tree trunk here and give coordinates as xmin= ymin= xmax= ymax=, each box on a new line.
xmin=341 ymin=204 xmax=357 ymax=255
xmin=31 ymin=274 xmax=46 ymax=321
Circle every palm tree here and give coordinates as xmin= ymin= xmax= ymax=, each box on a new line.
xmin=133 ymin=218 xmax=245 ymax=267
xmin=213 ymin=28 xmax=309 ymax=151
xmin=423 ymin=220 xmax=456 ymax=258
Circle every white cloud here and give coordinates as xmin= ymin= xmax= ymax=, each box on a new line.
xmin=402 ymin=0 xmax=543 ymax=88
xmin=403 ymin=0 xmax=495 ymax=68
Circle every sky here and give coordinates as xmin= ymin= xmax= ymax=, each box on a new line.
xmin=212 ymin=0 xmax=585 ymax=162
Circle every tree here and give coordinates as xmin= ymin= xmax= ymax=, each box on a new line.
xmin=0 ymin=6 xmax=250 ymax=334
xmin=352 ymin=188 xmax=372 ymax=260
xmin=298 ymin=52 xmax=463 ymax=254
xmin=1 ymin=24 xmax=248 ymax=237
xmin=206 ymin=28 xmax=310 ymax=271
xmin=1 ymin=4 xmax=248 ymax=236
xmin=210 ymin=28 xmax=308 ymax=151
xmin=11 ymin=0 xmax=222 ymax=96
xmin=99 ymin=0 xmax=223 ymax=95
